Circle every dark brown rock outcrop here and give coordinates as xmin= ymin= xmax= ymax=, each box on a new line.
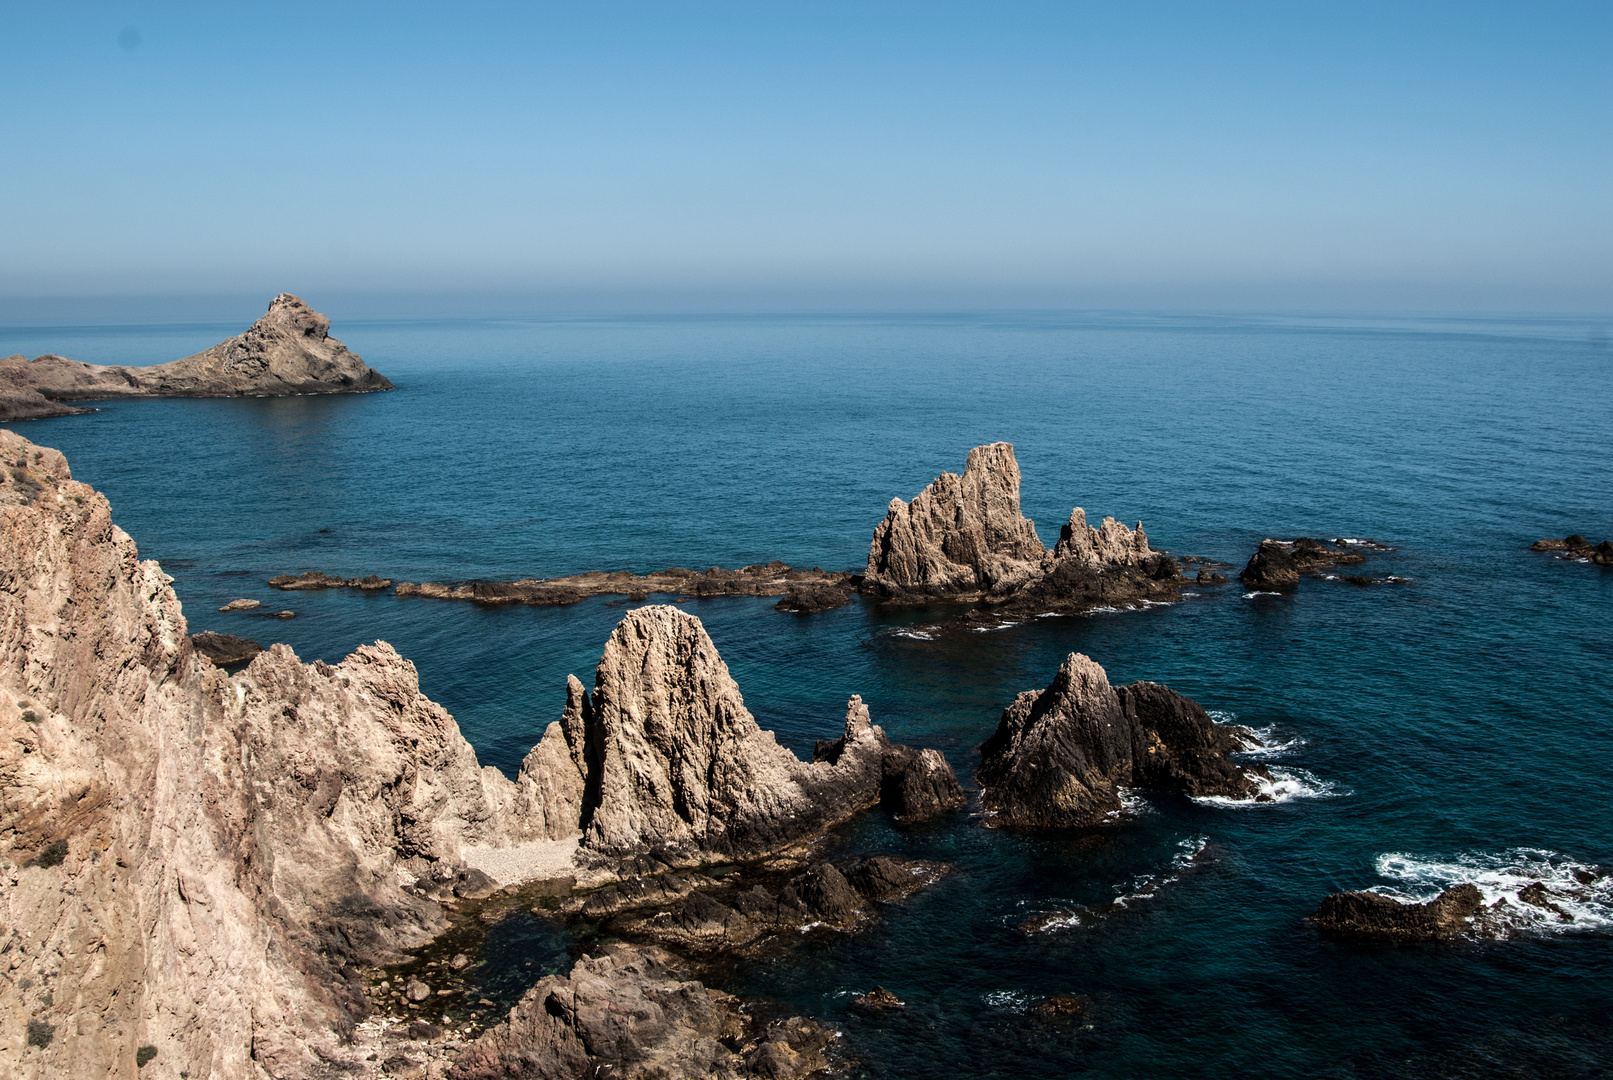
xmin=0 ymin=294 xmax=391 ymax=421
xmin=395 ymin=562 xmax=853 ymax=608
xmin=586 ymin=854 xmax=946 ymax=953
xmin=1311 ymin=884 xmax=1484 ymax=941
xmin=1239 ymin=537 xmax=1372 ymax=589
xmin=1531 ymin=535 xmax=1613 ymax=565
xmin=450 ymin=944 xmax=835 ymax=1080
xmin=269 ymin=571 xmax=394 ymax=591
xmin=861 ymin=442 xmax=1181 ymax=612
xmin=976 ymin=652 xmax=1266 ymax=827
xmin=190 ymin=630 xmax=264 ymax=666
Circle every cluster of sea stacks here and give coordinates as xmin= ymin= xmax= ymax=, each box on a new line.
xmin=4 ymin=418 xmax=1585 ymax=1077
xmin=0 ymin=294 xmax=392 ymax=421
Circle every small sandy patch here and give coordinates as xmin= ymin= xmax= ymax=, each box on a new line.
xmin=462 ymin=837 xmax=579 ymax=885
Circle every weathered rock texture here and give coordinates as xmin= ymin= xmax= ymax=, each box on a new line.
xmin=976 ymin=652 xmax=1266 ymax=827
xmin=0 ymin=429 xmax=550 ymax=1078
xmin=395 ymin=561 xmax=853 ymax=608
xmin=1311 ymin=885 xmax=1484 ymax=941
xmin=511 ymin=609 xmax=965 ymax=863
xmin=862 ymin=443 xmax=1181 ymax=611
xmin=1531 ymin=534 xmax=1613 ymax=565
xmin=450 ymin=944 xmax=835 ymax=1080
xmin=0 ymin=294 xmax=391 ymax=420
xmin=1239 ymin=537 xmax=1371 ymax=589
xmin=0 ymin=431 xmax=958 ymax=1077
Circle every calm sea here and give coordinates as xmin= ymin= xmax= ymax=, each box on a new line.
xmin=4 ymin=310 xmax=1611 ymax=1077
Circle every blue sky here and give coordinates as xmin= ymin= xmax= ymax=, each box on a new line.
xmin=2 ymin=2 xmax=1609 ymax=313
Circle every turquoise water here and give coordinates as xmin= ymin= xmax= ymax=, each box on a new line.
xmin=4 ymin=311 xmax=1611 ymax=1077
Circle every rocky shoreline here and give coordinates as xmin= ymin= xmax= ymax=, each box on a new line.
xmin=0 ymin=294 xmax=391 ymax=422
xmin=0 ymin=428 xmax=963 ymax=1078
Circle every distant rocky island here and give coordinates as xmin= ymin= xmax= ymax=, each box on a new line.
xmin=0 ymin=293 xmax=392 ymax=422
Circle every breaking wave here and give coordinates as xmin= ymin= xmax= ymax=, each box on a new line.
xmin=1192 ymin=766 xmax=1342 ymax=807
xmin=1373 ymin=848 xmax=1613 ymax=937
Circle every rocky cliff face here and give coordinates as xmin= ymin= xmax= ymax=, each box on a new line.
xmin=0 ymin=429 xmax=544 ymax=1078
xmin=0 ymin=430 xmax=963 ymax=1076
xmin=511 ymin=608 xmax=964 ymax=864
xmin=0 ymin=294 xmax=391 ymax=420
xmin=976 ymin=653 xmax=1264 ymax=827
xmin=861 ymin=443 xmax=1181 ymax=611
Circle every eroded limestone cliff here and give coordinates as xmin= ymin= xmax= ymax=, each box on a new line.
xmin=0 ymin=429 xmax=557 ymax=1077
xmin=0 ymin=294 xmax=391 ymax=420
xmin=0 ymin=430 xmax=960 ymax=1077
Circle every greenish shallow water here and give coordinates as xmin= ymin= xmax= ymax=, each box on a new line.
xmin=4 ymin=310 xmax=1611 ymax=1077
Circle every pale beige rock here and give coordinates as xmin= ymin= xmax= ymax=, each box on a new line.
xmin=863 ymin=442 xmax=1182 ymax=611
xmin=218 ymin=597 xmax=261 ymax=612
xmin=516 ymin=607 xmax=934 ymax=863
xmin=0 ymin=429 xmax=547 ymax=1079
xmin=864 ymin=441 xmax=1048 ymax=598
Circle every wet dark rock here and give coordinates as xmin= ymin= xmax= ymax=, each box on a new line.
xmin=452 ymin=868 xmax=499 ymax=900
xmin=977 ymin=652 xmax=1267 ymax=827
xmin=1195 ymin=570 xmax=1227 ymax=584
xmin=405 ymin=1021 xmax=443 ymax=1041
xmin=269 ymin=571 xmax=394 ymax=591
xmin=399 ymin=563 xmax=853 ymax=610
xmin=1238 ymin=541 xmax=1300 ymax=589
xmin=1240 ymin=537 xmax=1374 ymax=588
xmin=1531 ymin=535 xmax=1613 ymax=565
xmin=1517 ymin=881 xmax=1571 ymax=918
xmin=1311 ymin=883 xmax=1483 ymax=940
xmin=851 ymin=986 xmax=904 ymax=1012
xmin=1029 ymin=994 xmax=1091 ymax=1022
xmin=773 ymin=581 xmax=854 ymax=613
xmin=879 ymin=744 xmax=967 ymax=822
xmin=190 ymin=631 xmax=264 ymax=667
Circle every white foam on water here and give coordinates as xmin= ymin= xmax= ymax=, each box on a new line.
xmin=1104 ymin=787 xmax=1153 ymax=821
xmin=983 ymin=990 xmax=1032 ymax=1011
xmin=893 ymin=628 xmax=934 ymax=640
xmin=1243 ymin=590 xmax=1283 ymax=599
xmin=1373 ymin=848 xmax=1612 ymax=937
xmin=1086 ymin=605 xmax=1122 ymax=614
xmin=1112 ymin=835 xmax=1209 ymax=908
xmin=970 ymin=621 xmax=1022 ymax=633
xmin=1192 ymin=766 xmax=1341 ymax=807
xmin=1231 ymin=724 xmax=1307 ymax=759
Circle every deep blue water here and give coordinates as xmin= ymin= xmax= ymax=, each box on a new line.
xmin=4 ymin=311 xmax=1612 ymax=1077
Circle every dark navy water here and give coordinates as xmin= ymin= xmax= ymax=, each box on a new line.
xmin=5 ymin=311 xmax=1611 ymax=1077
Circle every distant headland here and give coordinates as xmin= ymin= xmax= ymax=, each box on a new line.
xmin=0 ymin=293 xmax=393 ymax=421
